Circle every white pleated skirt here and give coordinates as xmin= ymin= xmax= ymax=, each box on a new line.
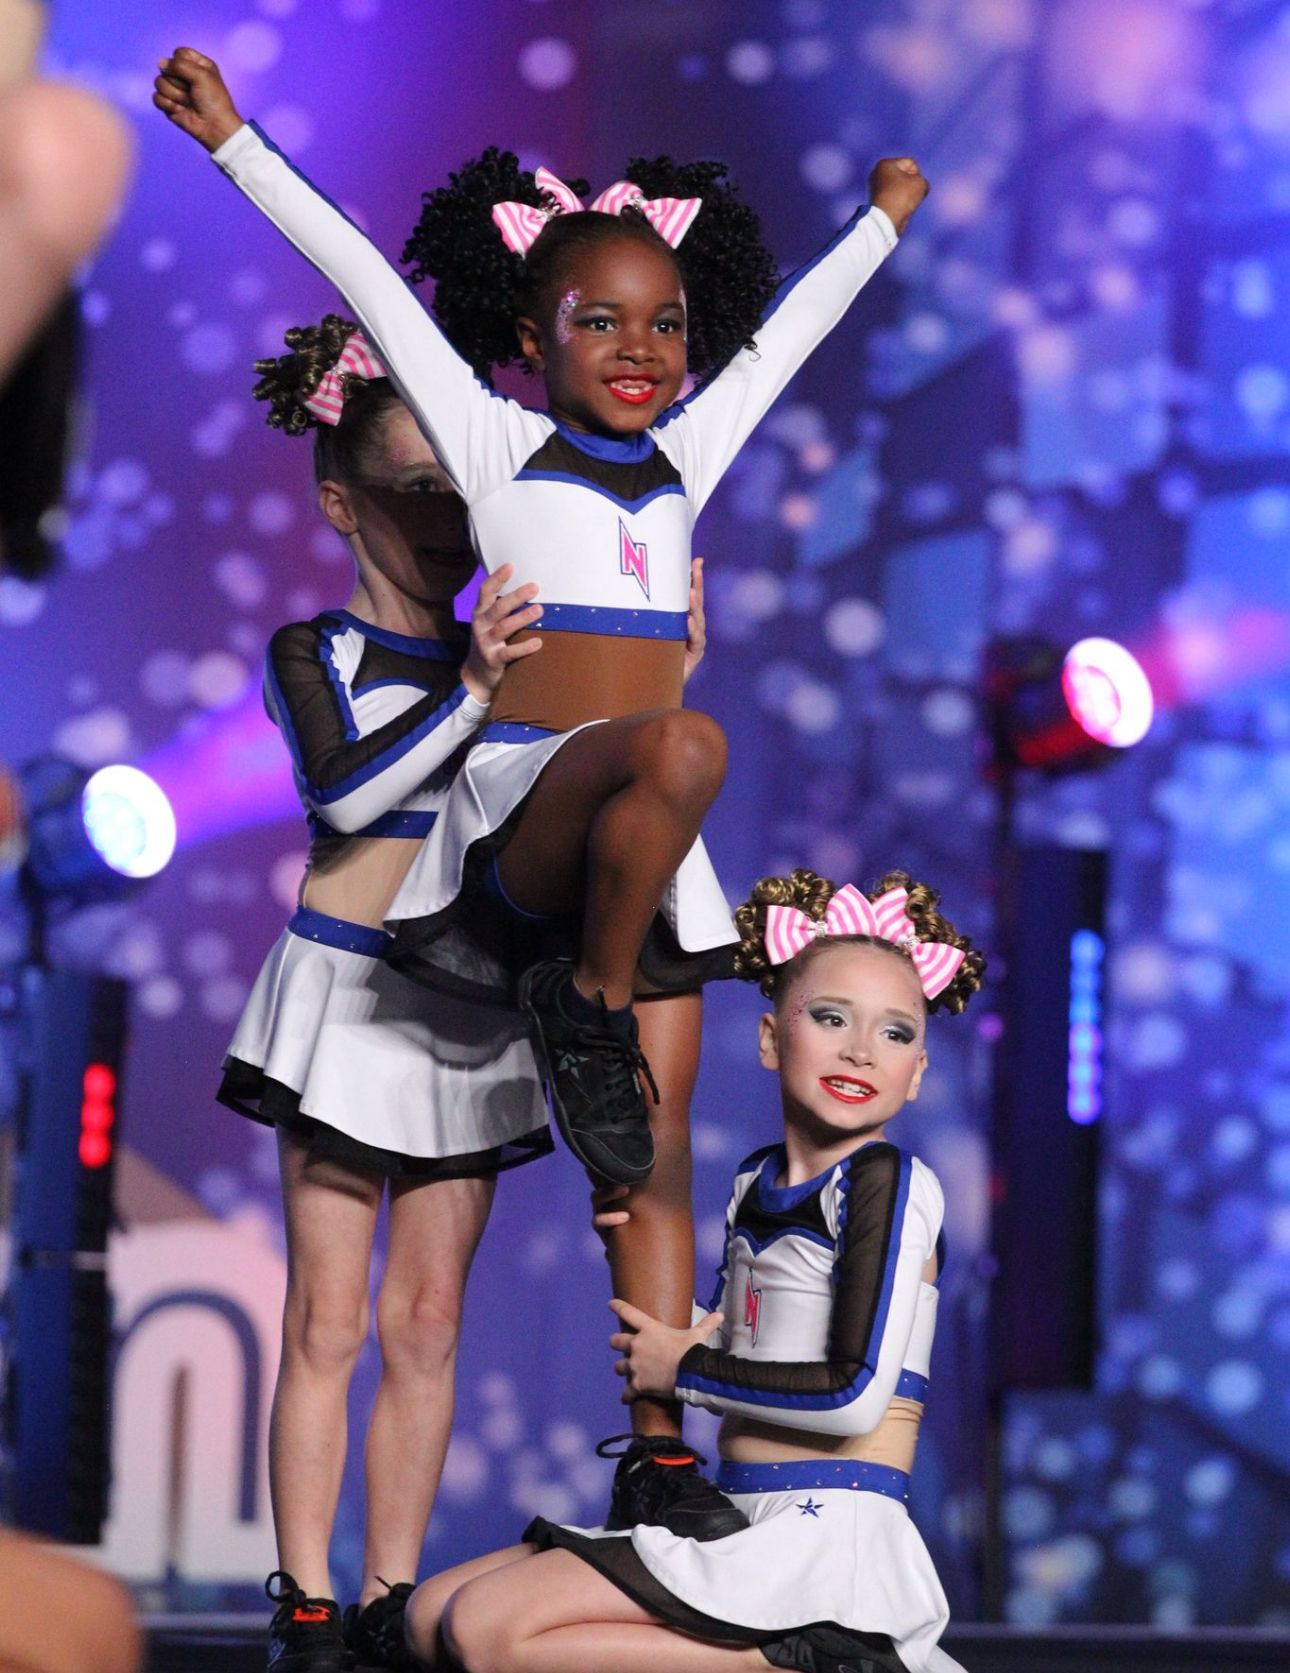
xmin=219 ymin=906 xmax=550 ymax=1177
xmin=529 ymin=1460 xmax=964 ymax=1673
xmin=385 ymin=722 xmax=739 ymax=965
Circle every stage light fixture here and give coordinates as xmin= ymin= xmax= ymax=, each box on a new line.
xmin=986 ymin=635 xmax=1154 ymax=773
xmin=17 ymin=756 xmax=176 ymax=903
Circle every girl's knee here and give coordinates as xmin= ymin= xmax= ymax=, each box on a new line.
xmin=283 ymin=1285 xmax=369 ymax=1375
xmin=634 ymin=709 xmax=727 ymax=801
xmin=442 ymin=1584 xmax=514 ymax=1673
xmin=376 ymin=1288 xmax=462 ymax=1378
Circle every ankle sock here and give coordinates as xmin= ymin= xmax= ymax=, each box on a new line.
xmin=563 ymin=971 xmax=634 ymax=1039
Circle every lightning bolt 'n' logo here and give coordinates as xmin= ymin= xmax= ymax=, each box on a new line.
xmin=744 ymin=1278 xmax=763 ymax=1346
xmin=619 ymin=518 xmax=650 ymax=599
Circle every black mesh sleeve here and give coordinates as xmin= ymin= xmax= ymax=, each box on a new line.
xmin=675 ymin=1144 xmax=922 ymax=1434
xmin=267 ymin=621 xmax=485 ymax=832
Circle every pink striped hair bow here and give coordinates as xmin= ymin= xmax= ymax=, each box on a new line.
xmin=302 ymin=332 xmax=387 ymax=427
xmin=764 ymin=884 xmax=966 ymax=1002
xmin=491 ymin=165 xmax=702 ymax=256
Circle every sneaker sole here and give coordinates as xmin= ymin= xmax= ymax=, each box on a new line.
xmin=517 ymin=968 xmax=656 ymax=1187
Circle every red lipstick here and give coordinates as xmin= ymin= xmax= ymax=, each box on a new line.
xmin=820 ymin=1077 xmax=877 ymax=1105
xmin=606 ymin=380 xmax=658 ymax=405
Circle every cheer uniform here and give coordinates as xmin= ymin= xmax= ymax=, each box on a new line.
xmin=210 ymin=124 xmax=898 ymax=997
xmin=528 ymin=1140 xmax=965 ymax=1673
xmin=218 ymin=609 xmax=550 ymax=1176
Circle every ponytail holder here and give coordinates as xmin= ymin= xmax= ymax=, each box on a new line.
xmin=491 ymin=165 xmax=702 ymax=256
xmin=763 ymin=884 xmax=966 ymax=1002
xmin=301 ymin=332 xmax=387 ymax=427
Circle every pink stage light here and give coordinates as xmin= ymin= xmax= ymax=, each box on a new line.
xmin=1061 ymin=637 xmax=1154 ymax=750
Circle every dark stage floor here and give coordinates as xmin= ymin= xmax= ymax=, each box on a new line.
xmin=144 ymin=1616 xmax=1290 ymax=1672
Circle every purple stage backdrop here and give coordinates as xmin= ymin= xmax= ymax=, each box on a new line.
xmin=2 ymin=0 xmax=1290 ymax=1630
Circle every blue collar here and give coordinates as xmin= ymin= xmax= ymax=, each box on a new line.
xmin=551 ymin=419 xmax=658 ymax=464
xmin=333 ymin=611 xmax=463 ymax=660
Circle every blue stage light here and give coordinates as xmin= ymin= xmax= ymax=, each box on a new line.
xmin=17 ymin=757 xmax=176 ymax=902
xmin=81 ymin=765 xmax=176 ymax=880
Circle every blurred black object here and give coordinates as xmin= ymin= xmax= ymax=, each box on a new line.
xmin=0 ymin=289 xmax=80 ymax=580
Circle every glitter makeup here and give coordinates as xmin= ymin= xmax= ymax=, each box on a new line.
xmin=554 ymin=288 xmax=580 ymax=344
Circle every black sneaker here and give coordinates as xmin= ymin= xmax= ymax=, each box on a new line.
xmin=597 ymin=1434 xmax=751 ymax=1541
xmin=518 ymin=960 xmax=658 ymax=1185
xmin=265 ymin=1571 xmax=352 ymax=1672
xmin=343 ymin=1580 xmax=415 ymax=1671
xmin=762 ymin=1624 xmax=905 ymax=1673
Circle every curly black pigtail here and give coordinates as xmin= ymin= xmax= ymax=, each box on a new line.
xmin=621 ymin=156 xmax=779 ymax=379
xmin=402 ymin=148 xmax=590 ymax=381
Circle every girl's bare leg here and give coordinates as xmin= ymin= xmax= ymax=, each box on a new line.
xmin=360 ymin=1172 xmax=496 ymax=1605
xmin=611 ymin=990 xmax=700 ymax=1439
xmin=496 ymin=709 xmax=727 ymax=1008
xmin=404 ymin=1545 xmax=535 ymax=1669
xmin=271 ymin=1134 xmax=383 ymax=1596
xmin=444 ymin=1550 xmax=765 ymax=1673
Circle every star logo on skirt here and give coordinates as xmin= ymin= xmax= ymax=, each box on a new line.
xmin=796 ymin=1497 xmax=823 ymax=1517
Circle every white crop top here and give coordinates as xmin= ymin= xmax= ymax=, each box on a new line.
xmin=212 ymin=123 xmax=897 ymax=643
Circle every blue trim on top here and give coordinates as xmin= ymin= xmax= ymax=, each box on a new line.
xmin=312 ymin=808 xmax=438 ymax=840
xmin=756 ymin=1146 xmax=841 ymax=1214
xmin=552 ymin=420 xmax=658 ymax=463
xmin=514 ymin=469 xmax=685 ymax=515
xmin=480 ymin=721 xmax=558 ymax=746
xmin=288 ymin=906 xmax=391 ymax=959
xmin=680 ymin=1148 xmax=913 ymax=1416
xmin=333 ymin=611 xmax=463 ymax=660
xmin=730 ymin=1221 xmax=836 ymax=1259
xmin=537 ymin=603 xmax=687 ymax=639
xmin=307 ymin=684 xmax=472 ymax=806
xmin=249 ymin=123 xmax=367 ymax=235
xmin=935 ymin=1229 xmax=947 ymax=1286
xmin=707 ymin=1146 xmax=779 ymax=1311
xmin=895 ymin=1368 xmax=929 ymax=1402
xmin=759 ymin=205 xmax=874 ymax=330
xmin=715 ymin=1458 xmax=909 ymax=1503
xmin=319 ymin=620 xmax=360 ymax=743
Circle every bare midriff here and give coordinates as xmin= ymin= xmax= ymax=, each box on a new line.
xmin=718 ymin=1399 xmax=923 ymax=1477
xmin=301 ymin=835 xmax=422 ymax=930
xmin=490 ymin=629 xmax=686 ymax=732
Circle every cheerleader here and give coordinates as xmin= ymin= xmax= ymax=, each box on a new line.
xmin=401 ymin=870 xmax=984 ymax=1673
xmin=221 ymin=318 xmax=543 ymax=1673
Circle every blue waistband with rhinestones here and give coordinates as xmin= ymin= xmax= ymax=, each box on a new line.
xmin=715 ymin=1459 xmax=910 ymax=1501
xmin=288 ymin=906 xmax=392 ymax=959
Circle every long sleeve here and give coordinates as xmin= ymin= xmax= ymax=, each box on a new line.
xmin=267 ymin=622 xmax=488 ymax=835
xmin=211 ymin=123 xmax=546 ymax=503
xmin=653 ymin=205 xmax=897 ymax=514
xmin=675 ymin=1144 xmax=941 ymax=1437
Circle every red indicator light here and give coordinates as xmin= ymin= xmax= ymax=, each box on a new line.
xmin=80 ymin=1061 xmax=116 ymax=1169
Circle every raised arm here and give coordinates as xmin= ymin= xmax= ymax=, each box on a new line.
xmin=153 ymin=47 xmax=537 ymax=501
xmin=673 ymin=1145 xmax=942 ymax=1436
xmin=655 ymin=158 xmax=927 ymax=513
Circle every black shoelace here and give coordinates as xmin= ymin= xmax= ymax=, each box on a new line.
xmin=564 ymin=1019 xmax=660 ymax=1116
